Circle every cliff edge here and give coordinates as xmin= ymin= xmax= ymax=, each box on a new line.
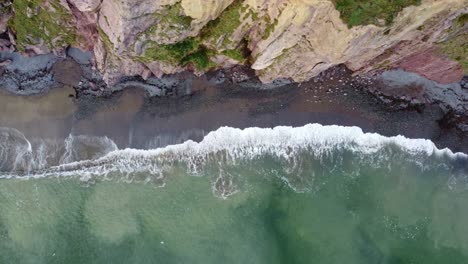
xmin=0 ymin=0 xmax=467 ymax=85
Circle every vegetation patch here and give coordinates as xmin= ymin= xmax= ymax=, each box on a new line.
xmin=221 ymin=39 xmax=248 ymax=63
xmin=139 ymin=1 xmax=255 ymax=70
xmin=456 ymin=13 xmax=468 ymax=27
xmin=262 ymin=16 xmax=279 ymax=40
xmin=141 ymin=38 xmax=215 ymax=70
xmin=440 ymin=34 xmax=467 ymax=73
xmin=10 ymin=0 xmax=76 ymax=51
xmin=222 ymin=48 xmax=245 ymax=62
xmin=161 ymin=2 xmax=193 ymax=29
xmin=181 ymin=48 xmax=215 ymax=70
xmin=142 ymin=38 xmax=200 ymax=64
xmin=200 ymin=0 xmax=244 ymax=46
xmin=333 ymin=0 xmax=421 ymax=28
xmin=97 ymin=26 xmax=114 ymax=52
xmin=438 ymin=14 xmax=468 ymax=73
xmin=139 ymin=0 xmax=251 ymax=70
xmin=142 ymin=2 xmax=193 ymax=40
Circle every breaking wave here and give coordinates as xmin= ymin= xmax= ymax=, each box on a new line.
xmin=0 ymin=127 xmax=117 ymax=175
xmin=0 ymin=124 xmax=466 ymax=197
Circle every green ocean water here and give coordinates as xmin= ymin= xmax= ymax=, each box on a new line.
xmin=0 ymin=125 xmax=467 ymax=263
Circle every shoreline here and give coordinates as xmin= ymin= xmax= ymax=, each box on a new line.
xmin=0 ymin=51 xmax=467 ymax=154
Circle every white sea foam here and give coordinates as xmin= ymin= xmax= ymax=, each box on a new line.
xmin=93 ymin=124 xmax=465 ymax=160
xmin=0 ymin=124 xmax=466 ymax=188
xmin=0 ymin=127 xmax=118 ymax=176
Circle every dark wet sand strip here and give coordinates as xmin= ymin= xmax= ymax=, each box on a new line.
xmin=0 ymin=74 xmax=466 ymax=153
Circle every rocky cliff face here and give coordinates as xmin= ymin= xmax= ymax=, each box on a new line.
xmin=1 ymin=0 xmax=467 ymax=85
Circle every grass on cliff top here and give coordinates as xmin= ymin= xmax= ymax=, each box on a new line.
xmin=10 ymin=0 xmax=75 ymax=51
xmin=333 ymin=0 xmax=421 ymax=27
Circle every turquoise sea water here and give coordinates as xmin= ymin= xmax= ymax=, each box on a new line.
xmin=0 ymin=124 xmax=467 ymax=263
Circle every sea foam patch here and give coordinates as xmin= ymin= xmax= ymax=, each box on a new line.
xmin=0 ymin=124 xmax=465 ymax=184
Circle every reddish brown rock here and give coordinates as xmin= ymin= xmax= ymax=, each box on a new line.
xmin=68 ymin=2 xmax=98 ymax=51
xmin=398 ymin=48 xmax=464 ymax=84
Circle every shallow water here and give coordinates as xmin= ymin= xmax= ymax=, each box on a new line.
xmin=0 ymin=124 xmax=467 ymax=263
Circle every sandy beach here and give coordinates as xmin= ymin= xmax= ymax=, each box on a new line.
xmin=1 ymin=65 xmax=466 ymax=154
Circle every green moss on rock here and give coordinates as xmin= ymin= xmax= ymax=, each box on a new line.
xmin=263 ymin=16 xmax=278 ymax=40
xmin=333 ymin=0 xmax=421 ymax=28
xmin=138 ymin=0 xmax=252 ymax=70
xmin=440 ymin=33 xmax=468 ymax=73
xmin=438 ymin=14 xmax=468 ymax=73
xmin=181 ymin=48 xmax=215 ymax=70
xmin=456 ymin=13 xmax=468 ymax=27
xmin=140 ymin=38 xmax=220 ymax=71
xmin=161 ymin=2 xmax=193 ymax=29
xmin=200 ymin=0 xmax=244 ymax=46
xmin=11 ymin=0 xmax=76 ymax=51
xmin=142 ymin=38 xmax=200 ymax=64
xmin=137 ymin=0 xmax=260 ymax=71
xmin=222 ymin=48 xmax=245 ymax=61
xmin=143 ymin=2 xmax=193 ymax=39
xmin=97 ymin=26 xmax=114 ymax=52
xmin=222 ymin=39 xmax=248 ymax=63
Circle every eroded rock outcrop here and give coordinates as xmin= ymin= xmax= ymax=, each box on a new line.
xmin=1 ymin=0 xmax=467 ymax=85
xmin=250 ymin=0 xmax=467 ymax=83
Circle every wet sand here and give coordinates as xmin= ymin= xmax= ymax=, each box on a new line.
xmin=0 ymin=86 xmax=76 ymax=139
xmin=1 ymin=68 xmax=466 ymax=154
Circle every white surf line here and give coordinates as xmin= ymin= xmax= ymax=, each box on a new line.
xmin=1 ymin=124 xmax=466 ymax=180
